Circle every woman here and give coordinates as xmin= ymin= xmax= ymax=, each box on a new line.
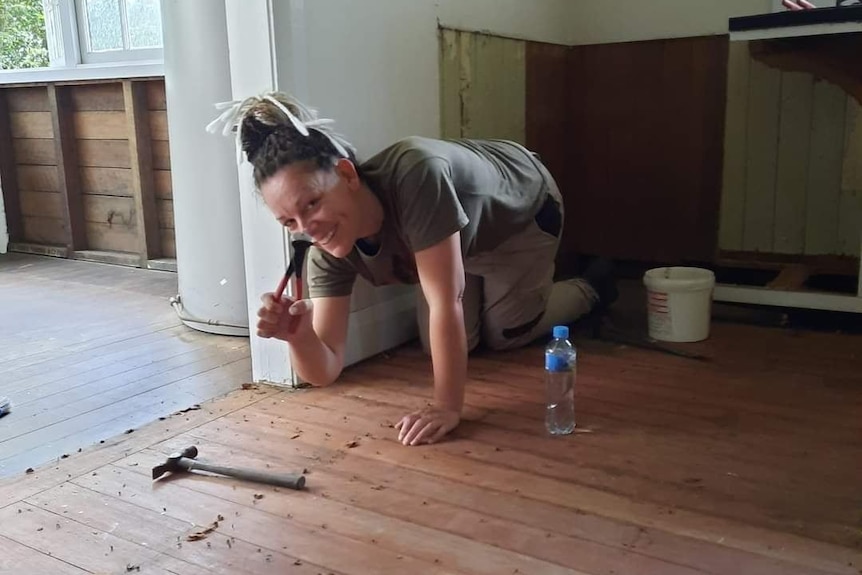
xmin=210 ymin=92 xmax=615 ymax=446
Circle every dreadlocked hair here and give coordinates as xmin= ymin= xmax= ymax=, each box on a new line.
xmin=208 ymin=91 xmax=356 ymax=188
xmin=243 ymin=119 xmax=352 ymax=187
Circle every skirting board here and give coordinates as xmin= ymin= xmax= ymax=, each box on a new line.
xmin=342 ymin=289 xmax=419 ymax=369
xmin=714 ymin=284 xmax=862 ymax=313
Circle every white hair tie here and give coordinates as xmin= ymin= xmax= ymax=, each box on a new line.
xmin=205 ymin=91 xmax=355 ymax=164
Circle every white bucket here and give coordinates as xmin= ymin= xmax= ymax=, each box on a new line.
xmin=643 ymin=267 xmax=715 ymax=343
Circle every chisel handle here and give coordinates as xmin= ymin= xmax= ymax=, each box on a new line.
xmin=179 ymin=458 xmax=306 ymax=490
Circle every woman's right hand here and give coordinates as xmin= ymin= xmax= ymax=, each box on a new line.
xmin=256 ymin=293 xmax=314 ymax=342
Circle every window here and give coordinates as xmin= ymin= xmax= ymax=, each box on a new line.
xmin=0 ymin=0 xmax=162 ymax=75
xmin=74 ymin=0 xmax=163 ymax=64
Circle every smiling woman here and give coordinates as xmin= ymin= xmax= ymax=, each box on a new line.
xmin=208 ymin=92 xmax=617 ymax=447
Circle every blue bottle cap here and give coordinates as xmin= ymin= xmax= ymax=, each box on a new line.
xmin=552 ymin=325 xmax=569 ymax=339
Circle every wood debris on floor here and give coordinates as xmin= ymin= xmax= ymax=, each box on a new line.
xmin=0 ymin=321 xmax=860 ymax=574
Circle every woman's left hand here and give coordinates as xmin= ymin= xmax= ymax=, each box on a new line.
xmin=395 ymin=407 xmax=460 ymax=446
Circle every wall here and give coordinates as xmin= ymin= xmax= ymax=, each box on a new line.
xmin=720 ymin=41 xmax=862 ymax=262
xmin=564 ymin=0 xmax=772 ymax=45
xmin=0 ymin=81 xmax=172 ymax=267
xmin=275 ymin=0 xmax=571 ymax=160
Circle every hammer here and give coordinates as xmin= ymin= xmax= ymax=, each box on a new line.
xmin=151 ymin=446 xmax=306 ymax=490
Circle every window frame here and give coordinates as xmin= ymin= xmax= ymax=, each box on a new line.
xmin=0 ymin=0 xmax=163 ymax=85
xmin=74 ymin=0 xmax=163 ymax=65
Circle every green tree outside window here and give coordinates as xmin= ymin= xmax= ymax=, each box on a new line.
xmin=0 ymin=0 xmax=49 ymax=70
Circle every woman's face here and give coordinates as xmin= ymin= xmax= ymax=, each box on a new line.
xmin=261 ymin=159 xmax=361 ymax=259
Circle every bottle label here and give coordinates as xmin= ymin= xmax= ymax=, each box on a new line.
xmin=545 ymin=353 xmax=570 ymax=372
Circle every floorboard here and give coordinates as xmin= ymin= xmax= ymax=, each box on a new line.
xmin=0 ymin=253 xmax=252 ymax=478
xmin=1 ymin=252 xmax=861 ymax=574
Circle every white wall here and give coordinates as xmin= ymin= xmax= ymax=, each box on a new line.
xmin=276 ymin=0 xmax=572 ymax=159
xmin=564 ymin=0 xmax=772 ymax=45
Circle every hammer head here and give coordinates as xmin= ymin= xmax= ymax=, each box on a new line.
xmin=152 ymin=445 xmax=198 ymax=480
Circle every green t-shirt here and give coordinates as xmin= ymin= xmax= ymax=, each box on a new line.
xmin=306 ymin=136 xmax=551 ymax=298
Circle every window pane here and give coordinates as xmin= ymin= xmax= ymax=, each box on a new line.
xmin=126 ymin=0 xmax=162 ymax=49
xmin=0 ymin=0 xmax=49 ymax=69
xmin=86 ymin=0 xmax=123 ymax=52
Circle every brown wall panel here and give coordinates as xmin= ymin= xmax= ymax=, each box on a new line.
xmin=77 ymin=139 xmax=131 ymax=168
xmin=2 ymin=79 xmax=174 ymax=261
xmin=0 ymin=92 xmax=24 ymax=241
xmin=22 ymin=215 xmax=66 ymax=245
xmin=154 ymin=170 xmax=172 ymax=199
xmin=80 ymin=167 xmax=133 ymax=196
xmin=152 ymin=140 xmax=171 ymax=170
xmin=6 ymin=87 xmax=49 ymax=112
xmin=160 ymin=228 xmax=176 ymax=258
xmin=148 ymin=111 xmax=168 ymax=141
xmin=13 ymin=138 xmax=56 ymax=165
xmin=17 ymin=165 xmax=59 ymax=192
xmin=82 ymin=194 xmax=136 ymax=226
xmin=69 ymin=84 xmax=125 ymax=111
xmin=524 ymin=41 xmax=574 ymax=273
xmin=551 ymin=35 xmax=728 ymax=264
xmin=19 ymin=190 xmax=63 ymax=218
xmin=85 ymin=221 xmax=138 ymax=252
xmin=10 ymin=112 xmax=53 ymax=139
xmin=73 ymin=111 xmax=127 ymax=139
xmin=146 ymin=80 xmax=167 ymax=111
xmin=157 ymin=198 xmax=174 ymax=230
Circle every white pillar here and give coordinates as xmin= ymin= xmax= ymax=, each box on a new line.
xmin=0 ymin=187 xmax=8 ymax=254
xmin=160 ymin=0 xmax=249 ymax=337
xmin=223 ymin=0 xmax=296 ymax=385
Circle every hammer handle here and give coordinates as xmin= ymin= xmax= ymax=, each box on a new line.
xmin=180 ymin=459 xmax=306 ymax=490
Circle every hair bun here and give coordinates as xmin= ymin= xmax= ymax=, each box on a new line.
xmin=240 ymin=114 xmax=278 ymax=163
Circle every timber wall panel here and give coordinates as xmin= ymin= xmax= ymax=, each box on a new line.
xmin=124 ymin=80 xmax=160 ymax=263
xmin=10 ymin=112 xmax=53 ymax=139
xmin=20 ymin=190 xmax=63 ymax=218
xmin=773 ymin=72 xmax=813 ymax=255
xmin=151 ymin=141 xmax=171 ymax=170
xmin=153 ymin=170 xmax=172 ymax=200
xmin=17 ymin=166 xmax=59 ymax=192
xmin=69 ymin=83 xmax=125 ymax=111
xmin=563 ymin=35 xmax=728 ymax=263
xmin=77 ymin=140 xmax=131 ymax=168
xmin=1 ymin=79 xmax=174 ymax=262
xmin=719 ymin=41 xmax=862 ymax=263
xmin=82 ymin=195 xmax=138 ymax=253
xmin=146 ymin=80 xmax=167 ymax=110
xmin=440 ymin=29 xmax=728 ymax=265
xmin=148 ymin=111 xmax=168 ymax=141
xmin=525 ymin=41 xmax=573 ymax=270
xmin=5 ymin=87 xmax=49 ymax=112
xmin=69 ymin=84 xmax=133 ymax=256
xmin=79 ymin=167 xmax=133 ymax=196
xmin=13 ymin=139 xmax=56 ymax=165
xmin=21 ymin=216 xmax=65 ymax=245
xmin=6 ymin=87 xmax=61 ymax=246
xmin=838 ymin=97 xmax=862 ymax=256
xmin=73 ymin=111 xmax=127 ymax=140
xmin=146 ymin=81 xmax=175 ymax=258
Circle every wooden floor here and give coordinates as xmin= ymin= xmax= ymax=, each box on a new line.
xmin=1 ymin=296 xmax=860 ymax=574
xmin=0 ymin=253 xmax=251 ymax=478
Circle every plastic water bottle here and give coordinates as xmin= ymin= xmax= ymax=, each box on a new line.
xmin=545 ymin=325 xmax=576 ymax=435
